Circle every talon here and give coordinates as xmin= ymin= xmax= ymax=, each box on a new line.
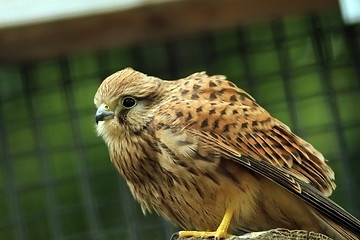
xmin=215 ymin=231 xmax=233 ymax=240
xmin=179 ymin=230 xmax=232 ymax=239
xmin=178 ymin=206 xmax=235 ymax=239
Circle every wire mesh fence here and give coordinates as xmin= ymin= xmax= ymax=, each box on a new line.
xmin=0 ymin=11 xmax=359 ymax=240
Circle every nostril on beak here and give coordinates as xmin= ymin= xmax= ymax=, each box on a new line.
xmin=95 ymin=105 xmax=114 ymax=124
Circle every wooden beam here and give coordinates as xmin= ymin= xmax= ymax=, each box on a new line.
xmin=0 ymin=0 xmax=339 ymax=63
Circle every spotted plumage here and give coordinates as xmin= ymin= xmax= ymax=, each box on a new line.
xmin=94 ymin=68 xmax=360 ymax=240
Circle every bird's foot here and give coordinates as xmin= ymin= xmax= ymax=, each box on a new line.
xmin=178 ymin=230 xmax=233 ymax=239
xmin=177 ymin=206 xmax=235 ymax=239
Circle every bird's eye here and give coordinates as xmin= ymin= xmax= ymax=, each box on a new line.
xmin=122 ymin=96 xmax=137 ymax=109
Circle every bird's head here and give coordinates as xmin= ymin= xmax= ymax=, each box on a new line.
xmin=94 ymin=67 xmax=166 ymax=141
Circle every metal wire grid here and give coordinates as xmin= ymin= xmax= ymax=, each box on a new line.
xmin=0 ymin=12 xmax=359 ymax=240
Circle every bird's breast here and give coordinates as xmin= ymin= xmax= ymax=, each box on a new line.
xmin=110 ymin=138 xmax=261 ymax=230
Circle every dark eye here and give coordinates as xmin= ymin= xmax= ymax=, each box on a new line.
xmin=122 ymin=96 xmax=137 ymax=109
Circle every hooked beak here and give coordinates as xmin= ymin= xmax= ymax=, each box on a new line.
xmin=95 ymin=104 xmax=114 ymax=124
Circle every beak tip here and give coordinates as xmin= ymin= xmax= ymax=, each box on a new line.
xmin=95 ymin=105 xmax=114 ymax=124
xmin=95 ymin=114 xmax=102 ymax=124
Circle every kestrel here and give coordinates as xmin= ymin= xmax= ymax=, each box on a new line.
xmin=94 ymin=68 xmax=360 ymax=240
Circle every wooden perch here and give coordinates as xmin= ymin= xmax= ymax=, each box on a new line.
xmin=171 ymin=228 xmax=333 ymax=240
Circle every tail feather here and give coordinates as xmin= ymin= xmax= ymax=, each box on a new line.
xmin=312 ymin=209 xmax=359 ymax=240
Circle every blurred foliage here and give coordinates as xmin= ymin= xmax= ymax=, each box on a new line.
xmin=0 ymin=11 xmax=359 ymax=240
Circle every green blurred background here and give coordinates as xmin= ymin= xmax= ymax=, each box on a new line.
xmin=0 ymin=10 xmax=360 ymax=240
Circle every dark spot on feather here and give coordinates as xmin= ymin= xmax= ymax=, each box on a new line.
xmin=181 ymin=89 xmax=189 ymax=96
xmin=233 ymin=109 xmax=239 ymax=115
xmin=245 ymin=133 xmax=252 ymax=139
xmin=218 ymin=89 xmax=225 ymax=95
xmin=193 ymin=84 xmax=201 ymax=91
xmin=241 ymin=122 xmax=248 ymax=128
xmin=167 ymin=170 xmax=180 ymax=184
xmin=164 ymin=170 xmax=178 ymax=181
xmin=210 ymin=102 xmax=217 ymax=106
xmin=204 ymin=171 xmax=220 ymax=185
xmin=260 ymin=118 xmax=271 ymax=124
xmin=220 ymin=108 xmax=227 ymax=115
xmin=196 ymin=106 xmax=203 ymax=112
xmin=195 ymin=184 xmax=204 ymax=198
xmin=230 ymin=95 xmax=237 ymax=102
xmin=282 ymin=141 xmax=292 ymax=147
xmin=271 ymin=143 xmax=282 ymax=148
xmin=201 ymin=119 xmax=209 ymax=128
xmin=184 ymin=80 xmax=190 ymax=86
xmin=166 ymin=176 xmax=174 ymax=188
xmin=143 ymin=165 xmax=156 ymax=182
xmin=143 ymin=138 xmax=162 ymax=154
xmin=178 ymin=140 xmax=192 ymax=146
xmin=240 ymin=95 xmax=246 ymax=100
xmin=209 ymin=108 xmax=216 ymax=115
xmin=156 ymin=123 xmax=164 ymax=130
xmin=281 ymin=154 xmax=292 ymax=161
xmin=177 ymin=161 xmax=188 ymax=168
xmin=181 ymin=178 xmax=190 ymax=191
xmin=212 ymin=119 xmax=219 ymax=129
xmin=176 ymin=112 xmax=184 ymax=118
xmin=170 ymin=172 xmax=178 ymax=182
xmin=252 ymin=121 xmax=258 ymax=127
xmin=254 ymin=143 xmax=261 ymax=148
xmin=191 ymin=93 xmax=200 ymax=99
xmin=209 ymin=81 xmax=217 ymax=87
xmin=188 ymin=167 xmax=199 ymax=176
xmin=222 ymin=124 xmax=230 ymax=132
xmin=186 ymin=112 xmax=192 ymax=121
xmin=291 ymin=151 xmax=299 ymax=157
xmin=210 ymin=132 xmax=218 ymax=139
xmin=218 ymin=135 xmax=227 ymax=141
xmin=159 ymin=187 xmax=165 ymax=199
xmin=209 ymin=92 xmax=217 ymax=100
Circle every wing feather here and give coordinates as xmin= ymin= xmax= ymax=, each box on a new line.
xmin=184 ymin=127 xmax=360 ymax=237
xmin=157 ymin=98 xmax=334 ymax=195
xmin=153 ymin=72 xmax=359 ymax=237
